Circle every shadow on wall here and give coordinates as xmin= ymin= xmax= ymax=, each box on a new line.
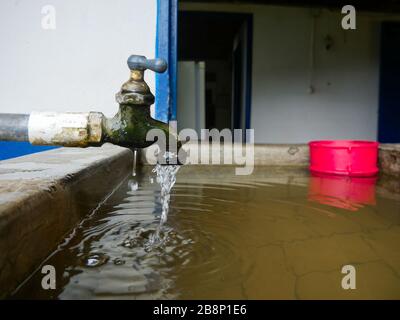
xmin=0 ymin=142 xmax=58 ymax=161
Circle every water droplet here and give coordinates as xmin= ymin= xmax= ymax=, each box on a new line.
xmin=82 ymin=253 xmax=109 ymax=267
xmin=129 ymin=180 xmax=139 ymax=191
xmin=122 ymin=239 xmax=135 ymax=248
xmin=113 ymin=258 xmax=125 ymax=265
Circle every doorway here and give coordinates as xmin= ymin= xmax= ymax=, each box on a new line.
xmin=177 ymin=11 xmax=253 ymax=135
xmin=378 ymin=22 xmax=400 ymax=143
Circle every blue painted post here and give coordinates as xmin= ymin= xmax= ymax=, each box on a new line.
xmin=155 ymin=0 xmax=169 ymax=123
xmin=169 ymin=0 xmax=178 ymax=123
xmin=155 ymin=0 xmax=178 ymax=124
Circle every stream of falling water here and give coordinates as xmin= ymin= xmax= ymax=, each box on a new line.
xmin=147 ymin=152 xmax=180 ymax=249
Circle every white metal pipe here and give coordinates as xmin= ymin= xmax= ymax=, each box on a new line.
xmin=28 ymin=111 xmax=103 ymax=147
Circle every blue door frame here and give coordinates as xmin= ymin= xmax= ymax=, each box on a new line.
xmin=378 ymin=22 xmax=400 ymax=143
xmin=163 ymin=8 xmax=253 ymax=133
xmin=155 ymin=0 xmax=178 ymax=123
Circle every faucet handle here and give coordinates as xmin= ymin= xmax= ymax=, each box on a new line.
xmin=127 ymin=55 xmax=167 ymax=73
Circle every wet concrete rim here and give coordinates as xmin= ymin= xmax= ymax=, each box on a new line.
xmin=0 ymin=143 xmax=133 ymax=298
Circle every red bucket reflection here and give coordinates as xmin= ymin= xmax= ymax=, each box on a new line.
xmin=308 ymin=173 xmax=377 ymax=211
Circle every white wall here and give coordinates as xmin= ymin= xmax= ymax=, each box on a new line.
xmin=180 ymin=3 xmax=399 ymax=143
xmin=0 ymin=0 xmax=156 ymax=118
xmin=177 ymin=61 xmax=205 ymax=136
xmin=251 ymin=7 xmax=381 ymax=143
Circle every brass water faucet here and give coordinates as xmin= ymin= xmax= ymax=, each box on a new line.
xmin=0 ymin=55 xmax=177 ymax=150
xmin=102 ymin=55 xmax=173 ymax=148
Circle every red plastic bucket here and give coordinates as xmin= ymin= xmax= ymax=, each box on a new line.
xmin=309 ymin=140 xmax=379 ymax=177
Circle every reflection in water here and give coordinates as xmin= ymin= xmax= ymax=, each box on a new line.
xmin=13 ymin=167 xmax=400 ymax=299
xmin=308 ymin=173 xmax=377 ymax=211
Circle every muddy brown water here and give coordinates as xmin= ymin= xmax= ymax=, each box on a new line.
xmin=13 ymin=166 xmax=400 ymax=299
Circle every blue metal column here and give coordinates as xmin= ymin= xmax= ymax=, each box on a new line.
xmin=169 ymin=0 xmax=178 ymax=123
xmin=155 ymin=0 xmax=178 ymax=123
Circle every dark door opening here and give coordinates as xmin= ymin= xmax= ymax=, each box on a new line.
xmin=177 ymin=11 xmax=252 ymax=133
xmin=378 ymin=22 xmax=400 ymax=143
xmin=232 ymin=40 xmax=243 ymax=130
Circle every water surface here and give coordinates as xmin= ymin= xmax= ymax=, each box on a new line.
xmin=14 ymin=166 xmax=400 ymax=299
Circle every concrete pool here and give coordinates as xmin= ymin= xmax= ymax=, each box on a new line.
xmin=1 ymin=144 xmax=399 ymax=299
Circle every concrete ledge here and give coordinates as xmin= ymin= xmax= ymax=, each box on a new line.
xmin=379 ymin=144 xmax=400 ymax=177
xmin=253 ymin=144 xmax=309 ymax=166
xmin=140 ymin=143 xmax=400 ymax=177
xmin=140 ymin=143 xmax=310 ymax=166
xmin=0 ymin=144 xmax=133 ymax=298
